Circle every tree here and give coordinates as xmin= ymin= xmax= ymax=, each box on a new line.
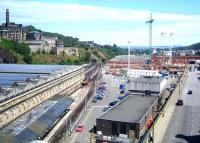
xmin=50 ymin=47 xmax=57 ymax=55
xmin=113 ymin=43 xmax=117 ymax=48
xmin=61 ymin=50 xmax=65 ymax=56
xmin=23 ymin=54 xmax=32 ymax=64
xmin=66 ymin=59 xmax=72 ymax=65
xmin=42 ymin=48 xmax=46 ymax=54
xmin=36 ymin=48 xmax=41 ymax=54
xmin=73 ymin=59 xmax=80 ymax=65
xmin=59 ymin=59 xmax=66 ymax=65
xmin=84 ymin=51 xmax=91 ymax=62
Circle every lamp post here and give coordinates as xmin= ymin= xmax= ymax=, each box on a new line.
xmin=178 ymin=74 xmax=182 ymax=94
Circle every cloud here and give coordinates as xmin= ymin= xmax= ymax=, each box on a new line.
xmin=0 ymin=0 xmax=200 ymax=46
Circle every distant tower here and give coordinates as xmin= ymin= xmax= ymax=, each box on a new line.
xmin=6 ymin=9 xmax=9 ymax=24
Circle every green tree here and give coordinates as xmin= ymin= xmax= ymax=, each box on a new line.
xmin=59 ymin=59 xmax=66 ymax=65
xmin=50 ymin=47 xmax=57 ymax=55
xmin=84 ymin=51 xmax=91 ymax=62
xmin=66 ymin=59 xmax=72 ymax=65
xmin=36 ymin=48 xmax=41 ymax=54
xmin=61 ymin=50 xmax=65 ymax=56
xmin=42 ymin=48 xmax=46 ymax=54
xmin=23 ymin=54 xmax=32 ymax=64
xmin=73 ymin=59 xmax=80 ymax=65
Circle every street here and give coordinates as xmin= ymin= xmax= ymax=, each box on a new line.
xmin=66 ymin=74 xmax=126 ymax=143
xmin=162 ymin=70 xmax=200 ymax=143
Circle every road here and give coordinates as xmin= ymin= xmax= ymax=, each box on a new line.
xmin=66 ymin=74 xmax=126 ymax=143
xmin=162 ymin=70 xmax=200 ymax=143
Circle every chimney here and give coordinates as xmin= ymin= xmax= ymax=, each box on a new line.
xmin=6 ymin=9 xmax=9 ymax=24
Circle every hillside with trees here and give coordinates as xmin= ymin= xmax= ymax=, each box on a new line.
xmin=0 ymin=25 xmax=127 ymax=64
xmin=0 ymin=39 xmax=32 ymax=64
xmin=174 ymin=42 xmax=200 ymax=51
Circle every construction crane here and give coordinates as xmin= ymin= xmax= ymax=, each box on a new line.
xmin=146 ymin=13 xmax=154 ymax=49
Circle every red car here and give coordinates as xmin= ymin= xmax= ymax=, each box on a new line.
xmin=75 ymin=124 xmax=84 ymax=132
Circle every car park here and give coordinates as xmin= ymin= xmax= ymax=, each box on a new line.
xmin=176 ymin=99 xmax=183 ymax=106
xmin=75 ymin=124 xmax=84 ymax=132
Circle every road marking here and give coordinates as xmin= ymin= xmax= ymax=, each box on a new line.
xmin=92 ymin=105 xmax=104 ymax=108
xmin=70 ymin=107 xmax=94 ymax=143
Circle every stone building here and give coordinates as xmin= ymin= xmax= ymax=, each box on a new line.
xmin=57 ymin=47 xmax=79 ymax=57
xmin=41 ymin=36 xmax=57 ymax=48
xmin=26 ymin=31 xmax=41 ymax=41
xmin=0 ymin=9 xmax=26 ymax=41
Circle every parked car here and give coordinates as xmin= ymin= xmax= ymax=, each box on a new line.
xmin=119 ymin=84 xmax=125 ymax=90
xmin=92 ymin=97 xmax=98 ymax=103
xmin=100 ymin=82 xmax=106 ymax=84
xmin=95 ymin=94 xmax=103 ymax=100
xmin=98 ymin=87 xmax=106 ymax=91
xmin=169 ymin=88 xmax=175 ymax=92
xmin=117 ymin=95 xmax=126 ymax=100
xmin=109 ymin=100 xmax=118 ymax=106
xmin=120 ymin=90 xmax=125 ymax=94
xmin=97 ymin=90 xmax=106 ymax=95
xmin=75 ymin=124 xmax=84 ymax=132
xmin=176 ymin=99 xmax=183 ymax=106
xmin=102 ymin=105 xmax=111 ymax=112
xmin=97 ymin=91 xmax=105 ymax=97
xmin=124 ymin=92 xmax=130 ymax=96
xmin=97 ymin=89 xmax=106 ymax=93
xmin=187 ymin=90 xmax=192 ymax=94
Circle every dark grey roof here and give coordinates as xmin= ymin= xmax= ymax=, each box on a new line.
xmin=0 ymin=96 xmax=74 ymax=143
xmin=132 ymin=76 xmax=164 ymax=84
xmin=98 ymin=95 xmax=157 ymax=123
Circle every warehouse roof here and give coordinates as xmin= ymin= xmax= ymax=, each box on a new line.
xmin=132 ymin=76 xmax=164 ymax=84
xmin=98 ymin=95 xmax=157 ymax=123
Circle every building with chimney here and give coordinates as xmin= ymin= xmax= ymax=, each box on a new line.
xmin=0 ymin=9 xmax=26 ymax=41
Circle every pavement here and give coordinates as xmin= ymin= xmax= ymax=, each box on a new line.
xmin=153 ymin=72 xmax=188 ymax=143
xmin=161 ymin=69 xmax=200 ymax=143
xmin=61 ymin=74 xmax=125 ymax=143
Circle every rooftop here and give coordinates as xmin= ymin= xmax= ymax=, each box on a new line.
xmin=0 ymin=95 xmax=74 ymax=143
xmin=98 ymin=95 xmax=157 ymax=123
xmin=132 ymin=76 xmax=164 ymax=84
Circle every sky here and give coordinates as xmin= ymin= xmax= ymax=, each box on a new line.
xmin=0 ymin=0 xmax=200 ymax=46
